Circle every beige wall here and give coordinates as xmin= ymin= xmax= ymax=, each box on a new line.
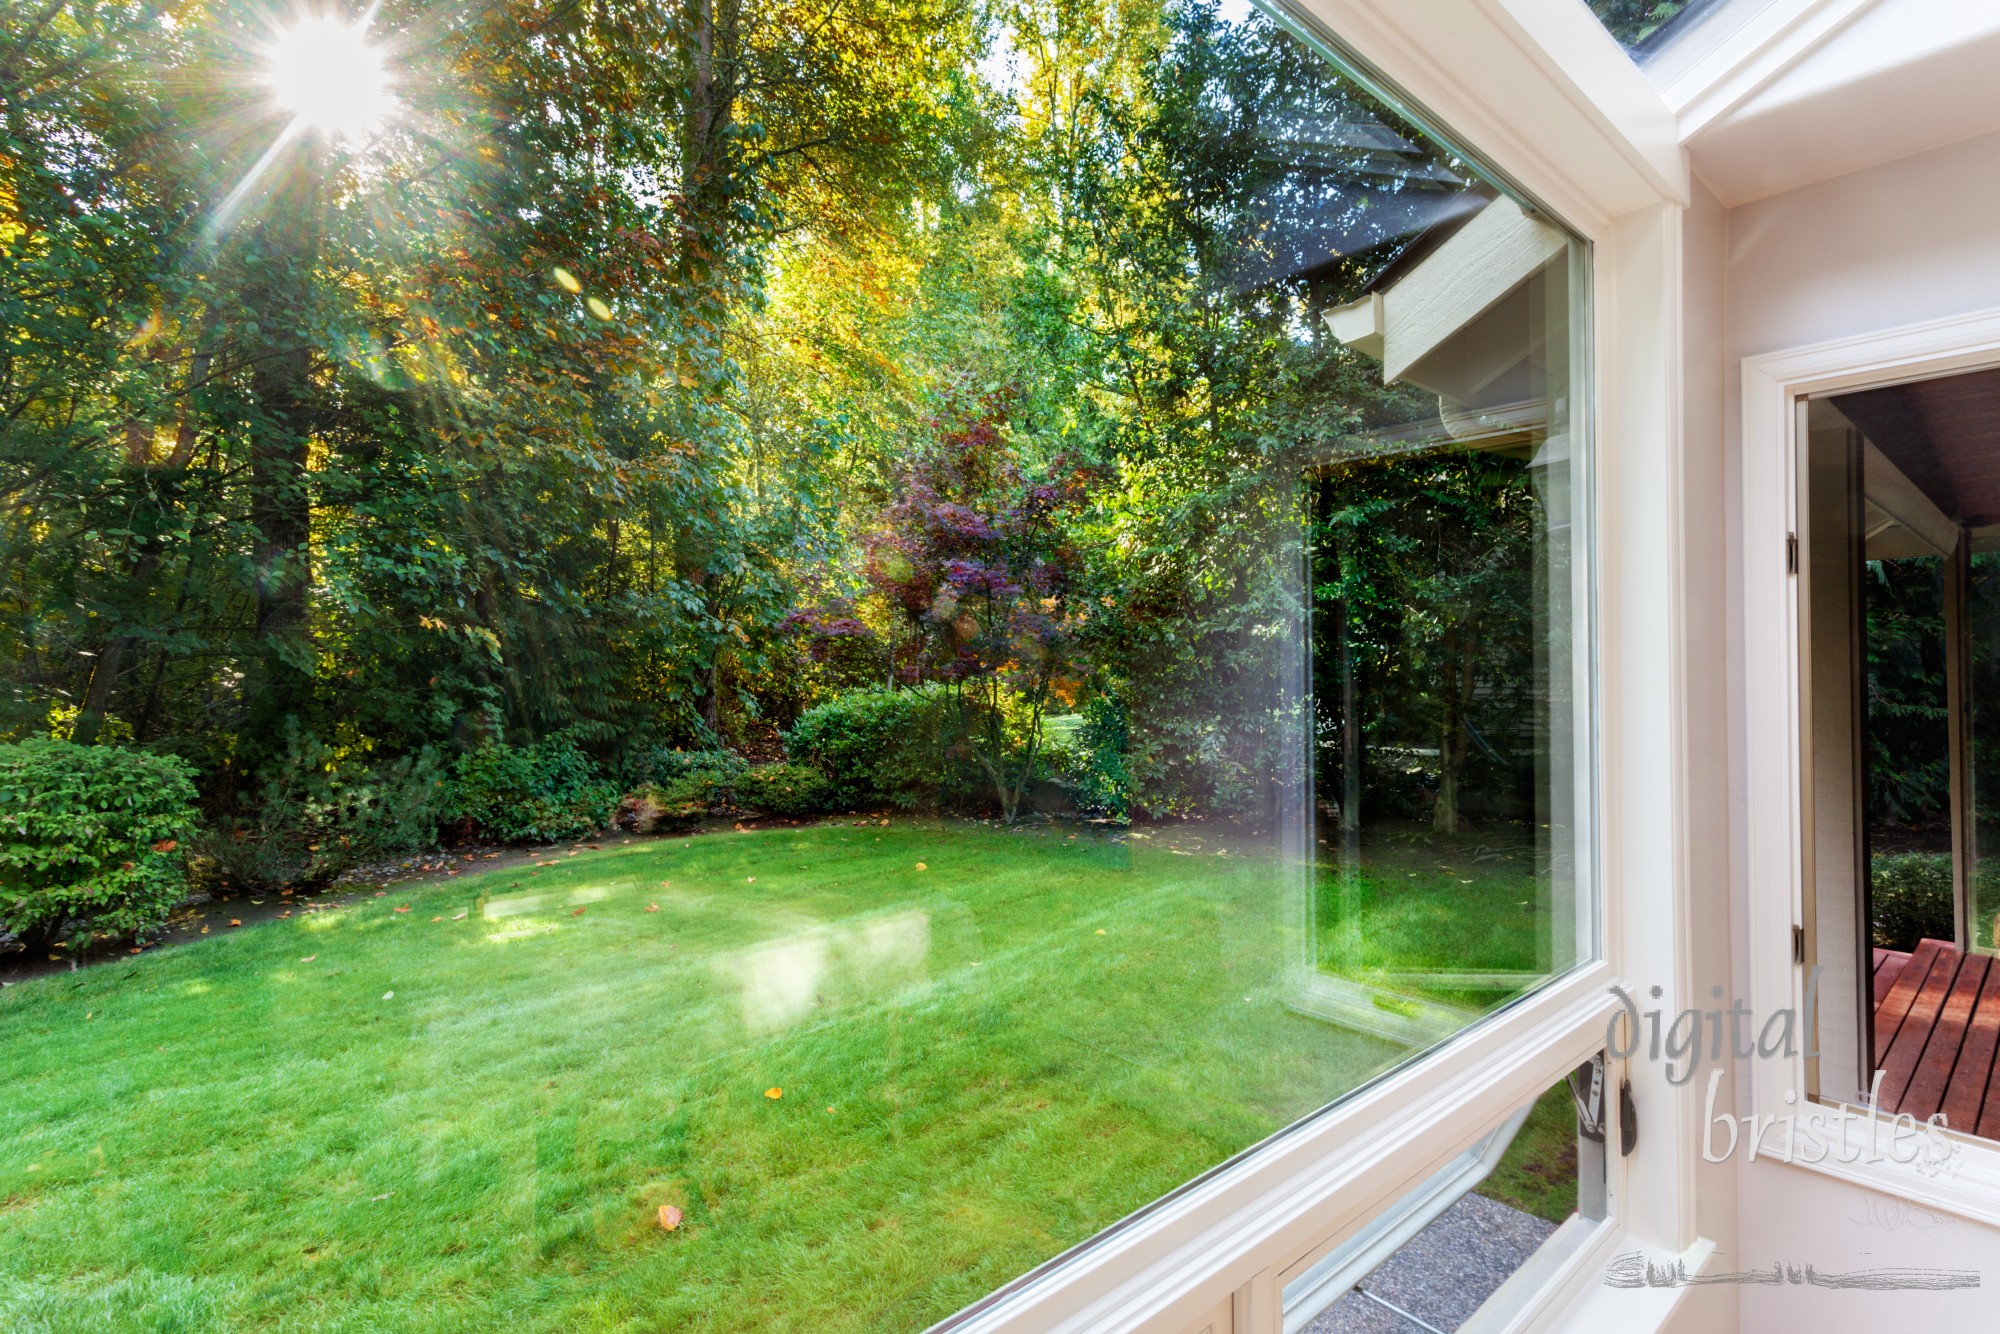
xmin=1701 ymin=126 xmax=2000 ymax=1333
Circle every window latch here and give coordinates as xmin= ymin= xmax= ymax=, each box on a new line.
xmin=1792 ymin=924 xmax=1806 ymax=964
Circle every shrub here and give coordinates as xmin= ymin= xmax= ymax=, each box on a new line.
xmin=198 ymin=731 xmax=450 ymax=891
xmin=738 ymin=762 xmax=832 ymax=818
xmin=620 ymin=745 xmax=747 ymax=790
xmin=619 ymin=772 xmax=726 ymax=833
xmin=1872 ymin=852 xmax=1955 ymax=951
xmin=1064 ymin=695 xmax=1131 ymax=819
xmin=785 ymin=687 xmax=952 ymax=810
xmin=0 ymin=739 xmax=200 ymax=945
xmin=448 ymin=734 xmax=620 ymax=844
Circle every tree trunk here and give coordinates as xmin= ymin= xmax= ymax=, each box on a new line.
xmin=241 ymin=341 xmax=317 ymax=760
xmin=1433 ymin=625 xmax=1479 ymax=834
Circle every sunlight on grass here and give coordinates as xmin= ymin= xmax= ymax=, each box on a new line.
xmin=0 ymin=819 xmax=1540 ymax=1333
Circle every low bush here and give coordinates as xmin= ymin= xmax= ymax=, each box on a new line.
xmin=198 ymin=728 xmax=450 ymax=891
xmin=0 ymin=738 xmax=200 ymax=945
xmin=619 ymin=772 xmax=724 ymax=833
xmin=738 ymin=762 xmax=832 ymax=817
xmin=785 ymin=687 xmax=952 ymax=810
xmin=1064 ymin=695 xmax=1131 ymax=819
xmin=621 ymin=746 xmax=747 ymax=790
xmin=448 ymin=734 xmax=620 ymax=844
xmin=1871 ymin=851 xmax=1954 ymax=951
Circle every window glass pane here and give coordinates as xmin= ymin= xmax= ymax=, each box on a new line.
xmin=0 ymin=1 xmax=1588 ymax=1327
xmin=1283 ymin=1072 xmax=1601 ymax=1333
xmin=1582 ymin=0 xmax=1714 ymax=56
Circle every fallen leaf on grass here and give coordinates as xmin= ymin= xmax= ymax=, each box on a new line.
xmin=765 ymin=1087 xmax=783 ymax=1099
xmin=1095 ymin=929 xmax=1106 ymax=935
xmin=229 ymin=919 xmax=242 ymax=927
xmin=452 ymin=912 xmax=467 ymax=921
xmin=394 ymin=906 xmax=411 ymax=914
xmin=371 ymin=1192 xmax=393 ymax=1201
xmin=658 ymin=1205 xmax=683 ymax=1231
xmin=200 ymin=926 xmax=209 ymax=935
xmin=571 ymin=906 xmax=586 ymax=917
xmin=383 ymin=991 xmax=395 ymax=1000
xmin=747 ymin=876 xmax=756 ymax=884
xmin=431 ymin=916 xmax=442 ymax=922
xmin=300 ymin=955 xmax=317 ymax=963
xmin=647 ymin=904 xmax=659 ymax=912
xmin=915 ymin=862 xmax=927 ymax=871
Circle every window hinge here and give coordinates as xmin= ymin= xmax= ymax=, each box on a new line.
xmin=1786 ymin=532 xmax=1799 ymax=574
xmin=1792 ymin=924 xmax=1806 ymax=964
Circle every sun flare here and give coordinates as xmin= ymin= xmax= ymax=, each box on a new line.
xmin=268 ymin=16 xmax=391 ymax=138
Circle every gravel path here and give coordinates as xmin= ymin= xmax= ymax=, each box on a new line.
xmin=1300 ymin=1192 xmax=1559 ymax=1333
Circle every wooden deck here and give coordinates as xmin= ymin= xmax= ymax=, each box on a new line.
xmin=1871 ymin=939 xmax=2000 ymax=1137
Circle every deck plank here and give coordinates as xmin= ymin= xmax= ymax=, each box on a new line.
xmin=1943 ymin=958 xmax=2000 ymax=1136
xmin=1874 ymin=938 xmax=1946 ymax=1061
xmin=1875 ymin=951 xmax=1910 ymax=1007
xmin=1901 ymin=954 xmax=1990 ymax=1122
xmin=1877 ymin=943 xmax=1963 ymax=1113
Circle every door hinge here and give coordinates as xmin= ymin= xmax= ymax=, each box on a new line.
xmin=1786 ymin=532 xmax=1799 ymax=574
xmin=1792 ymin=924 xmax=1806 ymax=964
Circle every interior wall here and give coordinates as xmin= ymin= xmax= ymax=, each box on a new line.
xmin=1713 ymin=125 xmax=2000 ymax=1333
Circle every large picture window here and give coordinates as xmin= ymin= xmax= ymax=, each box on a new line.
xmin=0 ymin=1 xmax=1589 ymax=1328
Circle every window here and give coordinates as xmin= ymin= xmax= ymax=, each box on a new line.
xmin=1582 ymin=1 xmax=1714 ymax=55
xmin=0 ymin=2 xmax=1594 ymax=1329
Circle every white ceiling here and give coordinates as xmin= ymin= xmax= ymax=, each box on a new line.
xmin=1680 ymin=0 xmax=2000 ymax=204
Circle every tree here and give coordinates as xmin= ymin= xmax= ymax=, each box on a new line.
xmin=859 ymin=397 xmax=1089 ymax=821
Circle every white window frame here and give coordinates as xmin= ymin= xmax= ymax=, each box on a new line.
xmin=1741 ymin=305 xmax=2000 ymax=1226
xmin=922 ymin=3 xmax=1708 ymax=1332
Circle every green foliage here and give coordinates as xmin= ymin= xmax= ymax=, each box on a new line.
xmin=1584 ymin=1 xmax=1693 ymax=47
xmin=619 ymin=774 xmax=720 ymax=834
xmin=1064 ymin=696 xmax=1132 ymax=819
xmin=785 ymin=688 xmax=954 ymax=811
xmin=0 ymin=739 xmax=199 ymax=944
xmin=1871 ymin=852 xmax=1955 ymax=951
xmin=448 ymin=736 xmax=620 ymax=844
xmin=738 ymin=763 xmax=833 ymax=818
xmin=197 ymin=730 xmax=450 ymax=891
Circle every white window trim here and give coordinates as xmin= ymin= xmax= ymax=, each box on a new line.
xmin=1741 ymin=304 xmax=2000 ymax=1226
xmin=916 ymin=5 xmax=1710 ymax=1333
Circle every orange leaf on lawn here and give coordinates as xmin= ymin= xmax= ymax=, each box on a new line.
xmin=658 ymin=1204 xmax=683 ymax=1231
xmin=571 ymin=906 xmax=586 ymax=917
xmin=765 ymin=1087 xmax=783 ymax=1100
xmin=915 ymin=862 xmax=927 ymax=871
xmin=394 ymin=906 xmax=410 ymax=913
xmin=228 ymin=919 xmax=242 ymax=927
xmin=647 ymin=904 xmax=659 ymax=912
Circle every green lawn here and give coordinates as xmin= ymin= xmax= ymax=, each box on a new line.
xmin=0 ymin=819 xmax=1562 ymax=1332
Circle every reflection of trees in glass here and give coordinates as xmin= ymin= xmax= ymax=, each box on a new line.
xmin=1311 ymin=449 xmax=1542 ymax=836
xmin=1863 ymin=558 xmax=1950 ymax=846
xmin=1584 ymin=1 xmax=1695 ymax=49
xmin=1970 ymin=553 xmax=2000 ymax=944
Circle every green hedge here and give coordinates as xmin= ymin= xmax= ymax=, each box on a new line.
xmin=785 ymin=687 xmax=952 ymax=811
xmin=448 ymin=735 xmax=620 ymax=844
xmin=738 ymin=762 xmax=832 ymax=817
xmin=1872 ymin=852 xmax=1954 ymax=951
xmin=198 ymin=728 xmax=448 ymax=890
xmin=0 ymin=739 xmax=199 ymax=944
